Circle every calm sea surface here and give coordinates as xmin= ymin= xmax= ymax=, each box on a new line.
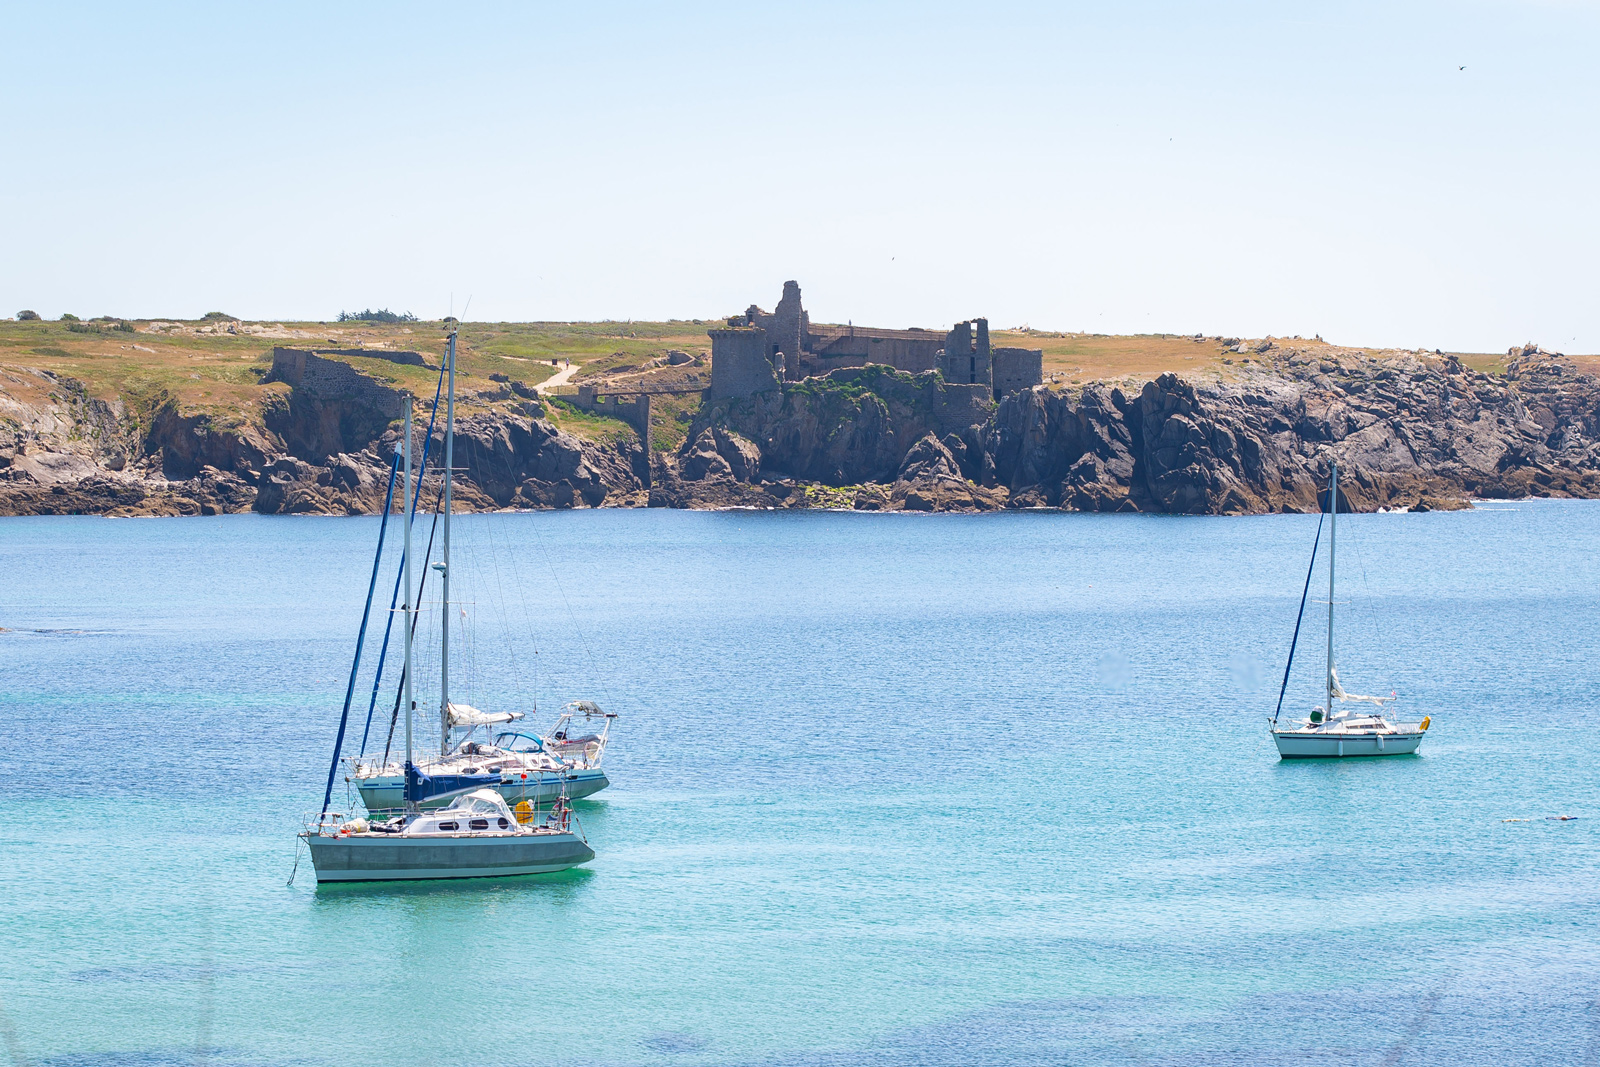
xmin=2 ymin=504 xmax=1597 ymax=1066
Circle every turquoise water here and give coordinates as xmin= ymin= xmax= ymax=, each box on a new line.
xmin=2 ymin=504 xmax=1598 ymax=1065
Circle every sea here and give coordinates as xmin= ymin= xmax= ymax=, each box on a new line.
xmin=1 ymin=502 xmax=1597 ymax=1066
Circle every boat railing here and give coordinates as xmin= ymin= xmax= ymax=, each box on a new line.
xmin=302 ymin=810 xmax=356 ymax=837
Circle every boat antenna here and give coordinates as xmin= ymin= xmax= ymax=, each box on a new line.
xmin=403 ymin=395 xmax=416 ymax=810
xmin=1326 ymin=462 xmax=1338 ymax=721
xmin=440 ymin=325 xmax=457 ymax=756
xmin=1271 ymin=506 xmax=1325 ymax=726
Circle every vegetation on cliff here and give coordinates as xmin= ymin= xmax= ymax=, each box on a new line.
xmin=3 ymin=314 xmax=1595 ymax=517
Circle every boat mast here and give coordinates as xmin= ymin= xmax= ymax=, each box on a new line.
xmin=403 ymin=398 xmax=415 ymax=801
xmin=1326 ymin=462 xmax=1337 ymax=719
xmin=441 ymin=328 xmax=456 ymax=756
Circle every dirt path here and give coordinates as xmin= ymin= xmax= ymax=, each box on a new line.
xmin=536 ymin=360 xmax=583 ymax=394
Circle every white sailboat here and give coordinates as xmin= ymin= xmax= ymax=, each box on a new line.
xmin=1269 ymin=463 xmax=1432 ymax=758
xmin=346 ymin=700 xmax=614 ymax=817
xmin=303 ymin=327 xmax=595 ymax=881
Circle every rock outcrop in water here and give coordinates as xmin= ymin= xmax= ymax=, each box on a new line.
xmin=4 ymin=342 xmax=1598 ymax=516
xmin=982 ymin=349 xmax=1599 ymax=513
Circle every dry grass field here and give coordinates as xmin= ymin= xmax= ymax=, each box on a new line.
xmin=0 ymin=314 xmax=1574 ymax=453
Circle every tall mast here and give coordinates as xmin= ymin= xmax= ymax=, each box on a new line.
xmin=440 ymin=328 xmax=456 ymax=756
xmin=403 ymin=397 xmax=415 ymax=798
xmin=1326 ymin=462 xmax=1337 ymax=719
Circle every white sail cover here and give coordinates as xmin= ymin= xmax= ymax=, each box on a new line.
xmin=446 ymin=702 xmax=525 ymax=726
xmin=1330 ymin=667 xmax=1395 ymax=706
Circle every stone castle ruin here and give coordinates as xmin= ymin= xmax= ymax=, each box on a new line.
xmin=708 ymin=281 xmax=1042 ymax=401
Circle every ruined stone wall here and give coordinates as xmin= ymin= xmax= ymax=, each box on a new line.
xmin=266 ymin=349 xmax=409 ymax=416
xmin=305 ymin=347 xmax=428 ymax=368
xmin=263 ymin=348 xmax=408 ymax=460
xmin=933 ymin=383 xmax=994 ymax=433
xmin=771 ymin=281 xmax=806 ymax=380
xmin=709 ymin=327 xmax=780 ymax=398
xmin=807 ymin=334 xmax=943 ymax=374
xmin=938 ymin=320 xmax=992 ymax=386
xmin=992 ymin=347 xmax=1044 ymax=399
xmin=572 ymin=386 xmax=651 ymax=441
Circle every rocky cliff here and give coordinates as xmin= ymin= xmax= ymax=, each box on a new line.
xmin=4 ymin=343 xmax=1598 ymax=516
xmin=0 ymin=354 xmax=646 ymax=517
xmin=652 ymin=345 xmax=1600 ymax=513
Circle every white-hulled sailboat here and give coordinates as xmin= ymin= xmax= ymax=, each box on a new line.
xmin=302 ymin=327 xmax=595 ymax=881
xmin=1268 ymin=463 xmax=1432 ymax=759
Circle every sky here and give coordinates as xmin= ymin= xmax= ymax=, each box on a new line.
xmin=2 ymin=0 xmax=1596 ymax=352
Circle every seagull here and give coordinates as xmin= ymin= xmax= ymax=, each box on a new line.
xmin=1459 ymin=65 xmax=1466 ymax=70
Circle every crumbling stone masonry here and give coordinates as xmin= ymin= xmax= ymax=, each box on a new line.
xmin=938 ymin=320 xmax=992 ymax=388
xmin=992 ymin=347 xmax=1044 ymax=401
xmin=709 ymin=326 xmax=781 ymax=398
xmin=711 ymin=282 xmax=1043 ymax=401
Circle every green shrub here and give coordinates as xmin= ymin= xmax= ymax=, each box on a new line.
xmin=338 ymin=308 xmax=418 ymax=324
xmin=66 ymin=322 xmax=99 ymax=334
xmin=201 ymin=311 xmax=236 ymax=322
xmin=59 ymin=312 xmax=80 ymax=322
xmin=113 ymin=321 xmax=136 ymax=333
xmin=16 ymin=310 xmax=39 ymax=321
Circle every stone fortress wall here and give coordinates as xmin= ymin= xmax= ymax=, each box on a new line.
xmin=708 ymin=282 xmax=1042 ymax=401
xmin=266 ymin=348 xmax=409 ymax=417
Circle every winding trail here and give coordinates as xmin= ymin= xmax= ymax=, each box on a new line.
xmin=536 ymin=360 xmax=583 ymax=395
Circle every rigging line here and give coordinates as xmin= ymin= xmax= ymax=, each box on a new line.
xmin=491 ymin=444 xmax=547 ymax=714
xmin=319 ymin=448 xmax=402 ymax=818
xmin=477 ymin=455 xmax=535 ymax=713
xmin=478 ymin=508 xmax=530 ymax=715
xmin=358 ymin=359 xmax=449 ymax=757
xmin=1272 ymin=508 xmax=1326 ymax=726
xmin=383 ymin=480 xmax=447 ymax=765
xmin=530 ymin=515 xmax=615 ymax=714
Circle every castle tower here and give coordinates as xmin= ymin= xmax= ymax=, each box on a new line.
xmin=772 ymin=281 xmax=805 ymax=380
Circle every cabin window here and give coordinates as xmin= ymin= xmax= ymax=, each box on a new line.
xmin=469 ymin=819 xmax=489 ymax=830
xmin=498 ymin=817 xmax=509 ymax=828
xmin=438 ymin=821 xmax=459 ymax=831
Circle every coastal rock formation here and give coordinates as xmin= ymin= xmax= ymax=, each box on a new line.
xmin=985 ymin=351 xmax=1599 ymax=513
xmin=6 ymin=341 xmax=1600 ymax=517
xmin=0 ymin=361 xmax=644 ymax=517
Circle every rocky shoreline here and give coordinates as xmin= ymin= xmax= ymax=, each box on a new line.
xmin=3 ymin=343 xmax=1597 ymax=517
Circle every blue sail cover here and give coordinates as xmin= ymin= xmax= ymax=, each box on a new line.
xmin=404 ymin=761 xmax=499 ymax=805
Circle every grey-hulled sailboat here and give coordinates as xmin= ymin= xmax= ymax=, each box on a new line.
xmin=302 ymin=327 xmax=595 ymax=881
xmin=1268 ymin=463 xmax=1432 ymax=758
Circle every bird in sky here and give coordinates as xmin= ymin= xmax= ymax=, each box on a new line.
xmin=1459 ymin=65 xmax=1466 ymax=70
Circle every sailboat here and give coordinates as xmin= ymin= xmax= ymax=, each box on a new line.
xmin=302 ymin=327 xmax=595 ymax=881
xmin=346 ymin=700 xmax=615 ymax=817
xmin=1268 ymin=463 xmax=1433 ymax=758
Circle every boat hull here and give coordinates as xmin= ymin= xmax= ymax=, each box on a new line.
xmin=355 ymin=769 xmax=610 ymax=816
xmin=306 ymin=831 xmax=594 ymax=883
xmin=1272 ymin=730 xmax=1424 ymax=758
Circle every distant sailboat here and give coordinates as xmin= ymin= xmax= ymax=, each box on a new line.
xmin=302 ymin=327 xmax=595 ymax=881
xmin=1268 ymin=463 xmax=1432 ymax=758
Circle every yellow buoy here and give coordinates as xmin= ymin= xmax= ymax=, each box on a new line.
xmin=514 ymin=800 xmax=534 ymax=825
xmin=1420 ymin=716 xmax=1431 ymax=732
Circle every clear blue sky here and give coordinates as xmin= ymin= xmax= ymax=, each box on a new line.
xmin=3 ymin=0 xmax=1595 ymax=352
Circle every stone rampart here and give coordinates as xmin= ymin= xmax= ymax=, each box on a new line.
xmin=992 ymin=347 xmax=1044 ymax=399
xmin=710 ymin=327 xmax=780 ymax=398
xmin=933 ymin=383 xmax=994 ymax=433
xmin=265 ymin=349 xmax=407 ymax=417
